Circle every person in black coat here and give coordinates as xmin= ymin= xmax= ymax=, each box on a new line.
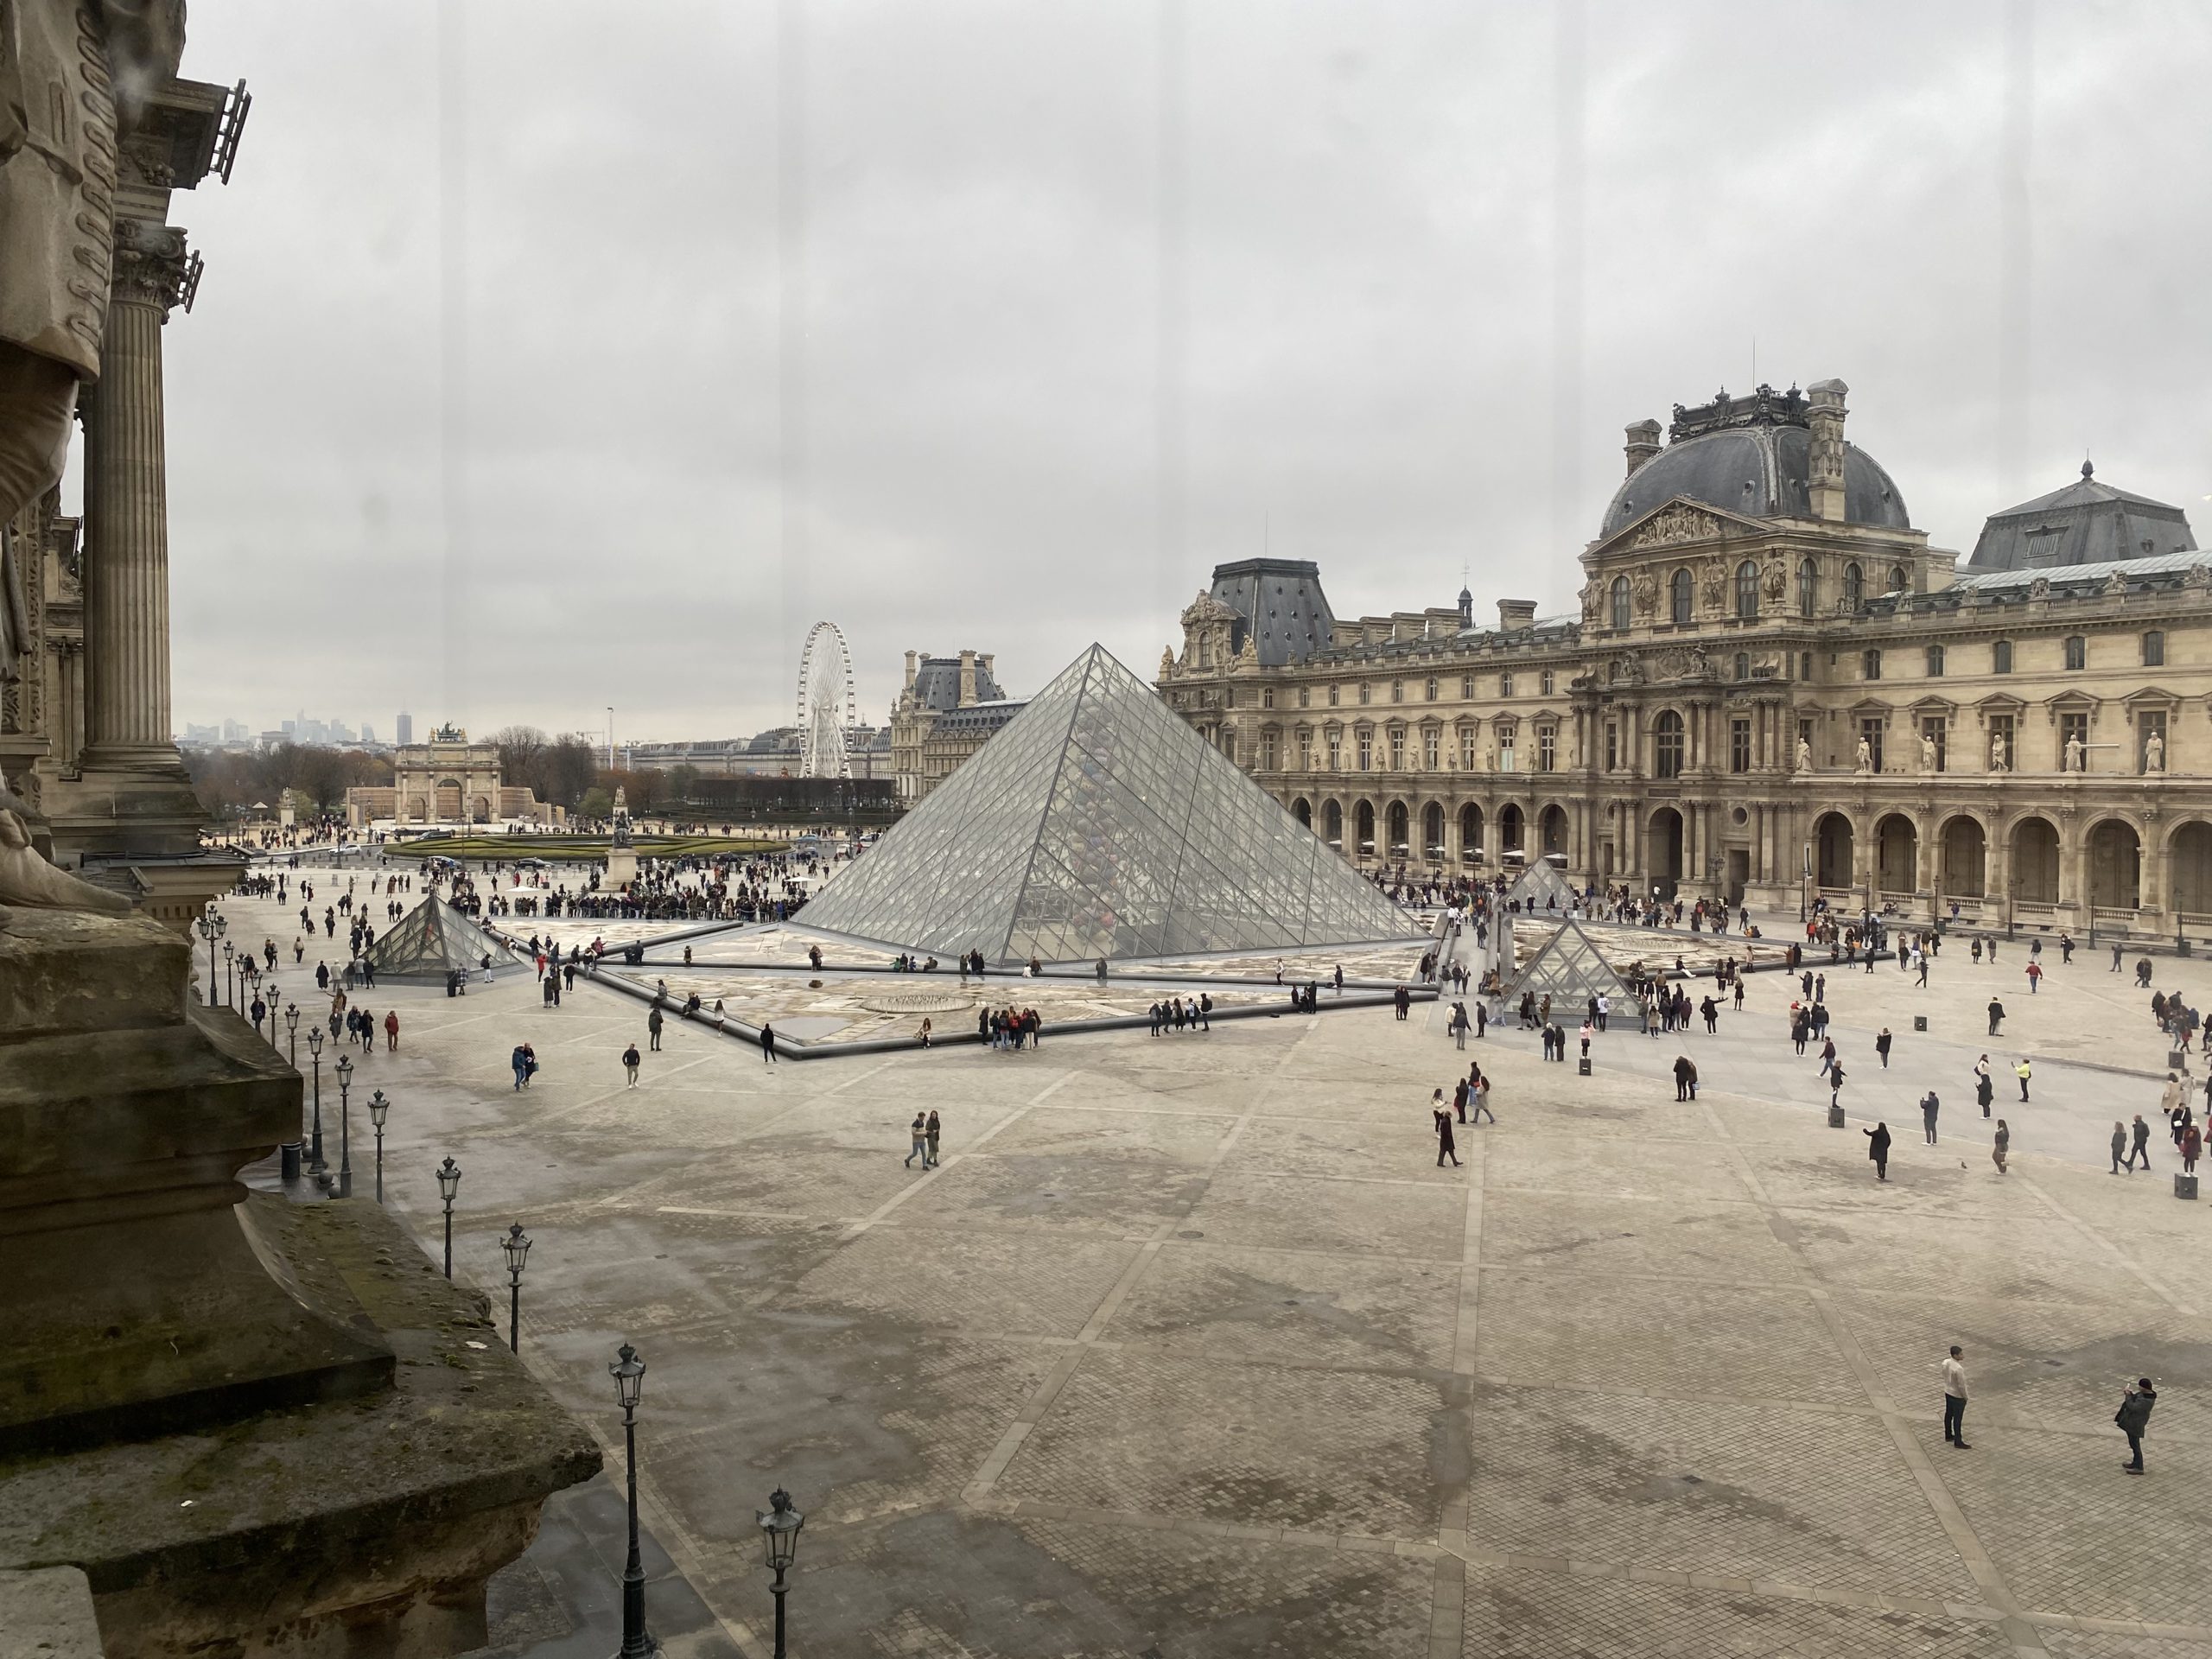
xmin=2116 ymin=1378 xmax=2157 ymax=1472
xmin=1864 ymin=1121 xmax=1892 ymax=1180
xmin=1433 ymin=1103 xmax=1460 ymax=1168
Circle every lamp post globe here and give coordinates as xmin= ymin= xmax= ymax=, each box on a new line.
xmin=608 ymin=1344 xmax=654 ymax=1658
xmin=757 ymin=1488 xmax=804 ymax=1658
xmin=367 ymin=1090 xmax=390 ymax=1204
xmin=435 ymin=1156 xmax=461 ymax=1278
xmin=334 ymin=1054 xmax=354 ymax=1198
xmin=501 ymin=1222 xmax=532 ymax=1353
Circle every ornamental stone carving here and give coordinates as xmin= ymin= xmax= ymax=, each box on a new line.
xmin=1763 ymin=559 xmax=1788 ymax=601
xmin=1632 ymin=573 xmax=1658 ymax=617
xmin=1580 ymin=577 xmax=1604 ymax=623
xmin=1629 ymin=504 xmax=1726 ymax=546
xmin=1700 ymin=558 xmax=1727 ymax=608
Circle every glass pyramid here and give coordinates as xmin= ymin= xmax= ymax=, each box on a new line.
xmin=1503 ymin=857 xmax=1574 ymax=913
xmin=366 ymin=893 xmax=531 ymax=980
xmin=803 ymin=644 xmax=1421 ymax=964
xmin=1503 ymin=917 xmax=1628 ymax=1003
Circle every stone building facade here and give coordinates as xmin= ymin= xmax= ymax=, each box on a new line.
xmin=889 ymin=648 xmax=1027 ymax=802
xmin=1159 ymin=379 xmax=2212 ymax=933
xmin=344 ymin=729 xmax=550 ymax=826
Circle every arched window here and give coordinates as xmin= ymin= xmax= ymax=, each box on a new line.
xmin=1669 ymin=567 xmax=1693 ymax=626
xmin=1797 ymin=557 xmax=1818 ymax=617
xmin=1654 ymin=709 xmax=1685 ymax=779
xmin=1734 ymin=560 xmax=1759 ymax=620
xmin=1610 ymin=575 xmax=1631 ymax=631
xmin=1842 ymin=563 xmax=1864 ymax=609
xmin=1889 ymin=563 xmax=1909 ymax=595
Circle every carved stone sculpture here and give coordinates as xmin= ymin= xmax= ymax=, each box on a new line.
xmin=1580 ymin=577 xmax=1604 ymax=623
xmin=1990 ymin=734 xmax=2008 ymax=772
xmin=2145 ymin=731 xmax=2165 ymax=772
xmin=1796 ymin=736 xmax=1812 ymax=771
xmin=1856 ymin=737 xmax=1872 ymax=773
xmin=0 ymin=774 xmax=129 ymax=918
xmin=1920 ymin=734 xmax=1937 ymax=772
xmin=2065 ymin=732 xmax=2085 ymax=772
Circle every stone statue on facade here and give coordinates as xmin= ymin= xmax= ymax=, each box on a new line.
xmin=2065 ymin=732 xmax=2086 ymax=772
xmin=1856 ymin=737 xmax=1872 ymax=773
xmin=0 ymin=0 xmax=188 ymax=681
xmin=0 ymin=772 xmax=130 ymax=918
xmin=2145 ymin=731 xmax=2165 ymax=772
xmin=610 ymin=785 xmax=634 ymax=848
xmin=1796 ymin=735 xmax=1812 ymax=771
xmin=1920 ymin=733 xmax=1937 ymax=772
xmin=1990 ymin=733 xmax=2008 ymax=772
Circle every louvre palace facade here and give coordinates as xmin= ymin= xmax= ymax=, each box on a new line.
xmin=1157 ymin=379 xmax=2212 ymax=931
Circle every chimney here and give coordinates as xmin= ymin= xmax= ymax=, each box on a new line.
xmin=1497 ymin=599 xmax=1538 ymax=632
xmin=977 ymin=652 xmax=995 ymax=691
xmin=903 ymin=651 xmax=918 ymax=691
xmin=1806 ymin=378 xmax=1848 ymax=522
xmin=957 ymin=649 xmax=977 ymax=708
xmin=1624 ymin=418 xmax=1662 ymax=478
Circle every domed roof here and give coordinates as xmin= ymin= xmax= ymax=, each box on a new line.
xmin=1601 ymin=386 xmax=1910 ymax=539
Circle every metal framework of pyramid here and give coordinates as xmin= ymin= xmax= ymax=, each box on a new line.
xmin=802 ymin=645 xmax=1421 ymax=964
xmin=1503 ymin=857 xmax=1575 ymax=912
xmin=365 ymin=892 xmax=531 ymax=981
xmin=1503 ymin=916 xmax=1627 ymax=1003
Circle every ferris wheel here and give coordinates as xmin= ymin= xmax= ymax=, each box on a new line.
xmin=796 ymin=620 xmax=857 ymax=778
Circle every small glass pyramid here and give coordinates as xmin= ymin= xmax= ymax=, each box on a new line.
xmin=366 ymin=892 xmax=531 ymax=980
xmin=804 ymin=644 xmax=1421 ymax=964
xmin=1503 ymin=857 xmax=1574 ymax=913
xmin=1503 ymin=916 xmax=1628 ymax=1003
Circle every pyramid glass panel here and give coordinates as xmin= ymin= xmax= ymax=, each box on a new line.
xmin=366 ymin=893 xmax=531 ymax=980
xmin=1502 ymin=917 xmax=1629 ymax=1004
xmin=1503 ymin=857 xmax=1575 ymax=914
xmin=803 ymin=644 xmax=1421 ymax=963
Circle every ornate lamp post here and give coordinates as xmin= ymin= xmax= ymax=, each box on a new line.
xmin=334 ymin=1054 xmax=354 ymax=1198
xmin=609 ymin=1344 xmax=655 ymax=1659
xmin=220 ymin=938 xmax=235 ymax=1007
xmin=304 ymin=1025 xmax=327 ymax=1179
xmin=501 ymin=1222 xmax=532 ymax=1352
xmin=283 ymin=1001 xmax=300 ymax=1066
xmin=435 ymin=1157 xmax=461 ymax=1277
xmin=368 ymin=1090 xmax=390 ymax=1203
xmin=757 ymin=1489 xmax=804 ymax=1658
xmin=264 ymin=980 xmax=280 ymax=1045
xmin=195 ymin=909 xmax=226 ymax=1005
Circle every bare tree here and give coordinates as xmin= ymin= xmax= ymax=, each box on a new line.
xmin=490 ymin=724 xmax=550 ymax=785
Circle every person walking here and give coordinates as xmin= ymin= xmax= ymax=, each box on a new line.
xmin=622 ymin=1043 xmax=641 ymax=1088
xmin=1434 ymin=1099 xmax=1461 ymax=1167
xmin=760 ymin=1022 xmax=778 ymax=1065
xmin=1987 ymin=997 xmax=2006 ymax=1038
xmin=2015 ymin=1058 xmax=2031 ymax=1102
xmin=1876 ymin=1028 xmax=1892 ymax=1069
xmin=905 ymin=1112 xmax=929 ymax=1168
xmin=2183 ymin=1121 xmax=2202 ymax=1177
xmin=1942 ymin=1345 xmax=1972 ymax=1448
xmin=2115 ymin=1377 xmax=2157 ymax=1473
xmin=2026 ymin=959 xmax=2044 ymax=995
xmin=1921 ymin=1091 xmax=1941 ymax=1145
xmin=1974 ymin=1057 xmax=1993 ymax=1118
xmin=1468 ymin=1070 xmax=1496 ymax=1125
xmin=925 ymin=1109 xmax=942 ymax=1167
xmin=2112 ymin=1120 xmax=2130 ymax=1174
xmin=1673 ymin=1054 xmax=1697 ymax=1101
xmin=1864 ymin=1121 xmax=1891 ymax=1180
xmin=647 ymin=1006 xmax=664 ymax=1052
xmin=511 ymin=1045 xmax=530 ymax=1092
xmin=2127 ymin=1114 xmax=2152 ymax=1171
xmin=385 ymin=1009 xmax=399 ymax=1052
xmin=1829 ymin=1060 xmax=1847 ymax=1111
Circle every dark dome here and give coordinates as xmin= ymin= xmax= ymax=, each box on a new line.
xmin=1602 ymin=426 xmax=1910 ymax=539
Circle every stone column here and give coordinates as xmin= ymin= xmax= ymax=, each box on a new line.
xmin=79 ymin=220 xmax=189 ymax=772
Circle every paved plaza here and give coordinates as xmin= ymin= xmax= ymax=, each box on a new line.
xmin=233 ymin=870 xmax=2212 ymax=1656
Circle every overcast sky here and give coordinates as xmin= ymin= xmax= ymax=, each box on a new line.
xmin=144 ymin=0 xmax=2212 ymax=742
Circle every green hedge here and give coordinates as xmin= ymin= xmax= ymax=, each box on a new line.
xmin=398 ymin=833 xmax=785 ymax=862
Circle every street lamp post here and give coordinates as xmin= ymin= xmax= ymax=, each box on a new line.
xmin=501 ymin=1222 xmax=532 ymax=1352
xmin=195 ymin=910 xmax=226 ymax=1006
xmin=756 ymin=1488 xmax=804 ymax=1659
xmin=609 ymin=1344 xmax=655 ymax=1659
xmin=435 ymin=1157 xmax=461 ymax=1277
xmin=284 ymin=1001 xmax=300 ymax=1066
xmin=334 ymin=1055 xmax=354 ymax=1198
xmin=222 ymin=938 xmax=235 ymax=1007
xmin=264 ymin=980 xmax=280 ymax=1045
xmin=368 ymin=1090 xmax=390 ymax=1203
xmin=305 ymin=1026 xmax=326 ymax=1179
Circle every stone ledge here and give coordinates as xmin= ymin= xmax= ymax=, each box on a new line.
xmin=0 ymin=1198 xmax=601 ymax=1659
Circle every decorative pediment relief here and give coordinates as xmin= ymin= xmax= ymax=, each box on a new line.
xmin=1600 ymin=498 xmax=1765 ymax=554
